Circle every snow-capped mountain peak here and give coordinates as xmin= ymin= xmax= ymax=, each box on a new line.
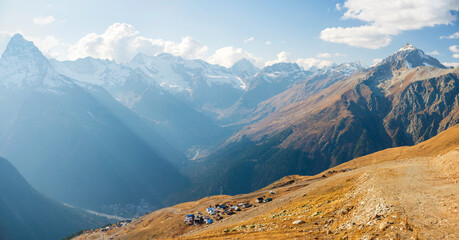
xmin=230 ymin=58 xmax=259 ymax=80
xmin=380 ymin=43 xmax=446 ymax=70
xmin=231 ymin=58 xmax=257 ymax=71
xmin=261 ymin=62 xmax=302 ymax=74
xmin=318 ymin=61 xmax=368 ymax=76
xmin=0 ymin=34 xmax=52 ymax=71
xmin=0 ymin=34 xmax=65 ymax=90
xmin=397 ymin=43 xmax=416 ymax=52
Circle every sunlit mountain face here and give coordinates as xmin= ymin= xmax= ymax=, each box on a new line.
xmin=0 ymin=1 xmax=458 ymax=239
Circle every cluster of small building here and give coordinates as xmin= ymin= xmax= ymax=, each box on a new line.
xmin=101 ymin=220 xmax=132 ymax=232
xmin=184 ymin=193 xmax=275 ymax=226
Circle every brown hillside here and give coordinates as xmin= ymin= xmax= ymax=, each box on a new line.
xmin=74 ymin=124 xmax=459 ymax=240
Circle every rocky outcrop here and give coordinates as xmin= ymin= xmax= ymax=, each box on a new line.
xmin=384 ymin=72 xmax=459 ymax=145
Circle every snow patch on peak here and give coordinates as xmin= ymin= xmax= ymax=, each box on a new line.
xmin=0 ymin=34 xmax=67 ymax=90
xmin=398 ymin=43 xmax=416 ymax=52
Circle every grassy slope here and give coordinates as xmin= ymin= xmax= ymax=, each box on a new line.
xmin=76 ymin=124 xmax=459 ymax=240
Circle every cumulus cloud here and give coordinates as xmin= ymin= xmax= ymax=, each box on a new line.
xmin=316 ymin=52 xmax=346 ymax=58
xmin=28 ymin=35 xmax=66 ymax=58
xmin=336 ymin=3 xmax=342 ymax=11
xmin=33 ymin=15 xmax=55 ymax=25
xmin=68 ymin=23 xmax=265 ymax=67
xmin=244 ymin=37 xmax=254 ymax=43
xmin=68 ymin=23 xmax=209 ymax=62
xmin=449 ymin=45 xmax=459 ymax=58
xmin=265 ymin=41 xmax=272 ymax=45
xmin=449 ymin=45 xmax=459 ymax=53
xmin=428 ymin=50 xmax=440 ymax=55
xmin=372 ymin=58 xmax=383 ymax=66
xmin=297 ymin=58 xmax=333 ymax=69
xmin=320 ymin=0 xmax=459 ymax=49
xmin=264 ymin=51 xmax=291 ymax=66
xmin=0 ymin=31 xmax=14 ymax=54
xmin=440 ymin=32 xmax=459 ymax=39
xmin=442 ymin=62 xmax=459 ymax=68
xmin=265 ymin=51 xmax=333 ymax=70
xmin=317 ymin=52 xmax=332 ymax=58
xmin=207 ymin=46 xmax=263 ymax=68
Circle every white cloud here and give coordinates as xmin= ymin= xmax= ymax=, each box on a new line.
xmin=33 ymin=15 xmax=55 ymax=26
xmin=449 ymin=45 xmax=459 ymax=53
xmin=68 ymin=23 xmax=209 ymax=62
xmin=265 ymin=41 xmax=272 ymax=45
xmin=320 ymin=0 xmax=459 ymax=49
xmin=0 ymin=31 xmax=14 ymax=54
xmin=265 ymin=51 xmax=291 ymax=66
xmin=244 ymin=37 xmax=254 ymax=43
xmin=442 ymin=62 xmax=459 ymax=68
xmin=372 ymin=58 xmax=383 ymax=66
xmin=428 ymin=50 xmax=440 ymax=55
xmin=265 ymin=51 xmax=333 ymax=70
xmin=296 ymin=58 xmax=333 ymax=69
xmin=317 ymin=52 xmax=332 ymax=58
xmin=28 ymin=35 xmax=65 ymax=58
xmin=207 ymin=46 xmax=262 ymax=68
xmin=317 ymin=52 xmax=346 ymax=58
xmin=449 ymin=45 xmax=459 ymax=58
xmin=68 ymin=23 xmax=265 ymax=67
xmin=336 ymin=3 xmax=342 ymax=11
xmin=440 ymin=32 xmax=459 ymax=39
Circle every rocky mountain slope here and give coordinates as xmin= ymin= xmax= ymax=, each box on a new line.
xmin=0 ymin=157 xmax=111 ymax=240
xmin=73 ymin=123 xmax=459 ymax=240
xmin=215 ymin=61 xmax=366 ymax=124
xmin=188 ymin=44 xmax=458 ymax=198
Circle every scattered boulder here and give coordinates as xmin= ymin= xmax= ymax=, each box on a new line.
xmin=379 ymin=221 xmax=388 ymax=231
xmin=292 ymin=220 xmax=304 ymax=225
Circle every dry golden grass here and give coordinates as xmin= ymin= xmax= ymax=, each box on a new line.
xmin=75 ymin=124 xmax=459 ymax=240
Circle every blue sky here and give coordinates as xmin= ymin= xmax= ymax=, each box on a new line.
xmin=0 ymin=0 xmax=458 ymax=68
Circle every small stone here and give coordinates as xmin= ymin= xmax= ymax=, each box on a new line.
xmin=379 ymin=222 xmax=388 ymax=231
xmin=292 ymin=220 xmax=304 ymax=225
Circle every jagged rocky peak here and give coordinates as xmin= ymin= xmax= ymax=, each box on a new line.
xmin=262 ymin=62 xmax=302 ymax=73
xmin=129 ymin=52 xmax=148 ymax=64
xmin=231 ymin=58 xmax=259 ymax=78
xmin=231 ymin=58 xmax=256 ymax=69
xmin=0 ymin=34 xmax=61 ymax=89
xmin=1 ymin=34 xmax=51 ymax=67
xmin=397 ymin=43 xmax=416 ymax=52
xmin=380 ymin=43 xmax=446 ymax=70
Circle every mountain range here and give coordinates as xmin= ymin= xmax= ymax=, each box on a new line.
xmin=186 ymin=43 xmax=458 ymax=198
xmin=0 ymin=34 xmax=458 ymax=239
